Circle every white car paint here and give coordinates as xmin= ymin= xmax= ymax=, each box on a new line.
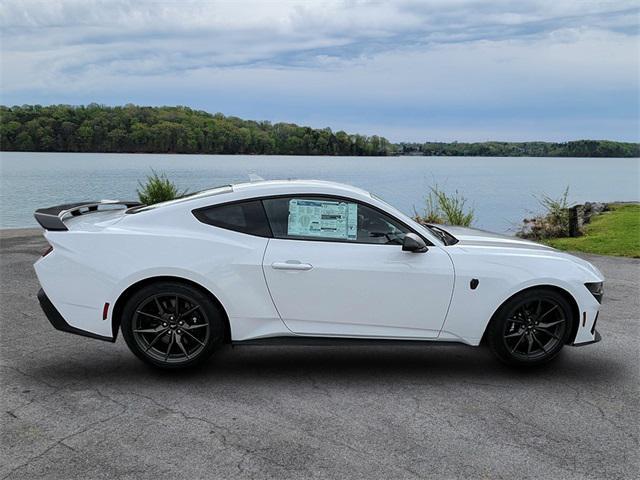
xmin=34 ymin=180 xmax=603 ymax=347
xmin=263 ymin=238 xmax=454 ymax=338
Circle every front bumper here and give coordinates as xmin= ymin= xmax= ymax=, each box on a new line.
xmin=37 ymin=289 xmax=115 ymax=342
xmin=572 ymin=329 xmax=602 ymax=346
xmin=572 ymin=308 xmax=602 ymax=346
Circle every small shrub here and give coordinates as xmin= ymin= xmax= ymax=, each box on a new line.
xmin=137 ymin=170 xmax=186 ymax=205
xmin=413 ymin=185 xmax=474 ymax=227
xmin=517 ymin=186 xmax=571 ymax=239
xmin=432 ymin=187 xmax=474 ymax=227
xmin=413 ymin=191 xmax=443 ymax=224
xmin=537 ymin=186 xmax=570 ymax=234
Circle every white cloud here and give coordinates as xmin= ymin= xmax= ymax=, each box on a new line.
xmin=1 ymin=0 xmax=638 ymax=141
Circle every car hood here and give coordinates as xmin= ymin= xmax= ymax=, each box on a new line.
xmin=440 ymin=225 xmax=554 ymax=251
xmin=438 ymin=225 xmax=604 ymax=279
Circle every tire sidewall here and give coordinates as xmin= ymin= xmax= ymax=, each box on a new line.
xmin=121 ymin=282 xmax=224 ymax=369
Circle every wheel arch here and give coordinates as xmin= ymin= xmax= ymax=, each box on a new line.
xmin=481 ymin=284 xmax=580 ymax=345
xmin=111 ymin=275 xmax=232 ymax=344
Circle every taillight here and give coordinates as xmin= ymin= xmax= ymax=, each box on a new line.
xmin=42 ymin=245 xmax=53 ymax=257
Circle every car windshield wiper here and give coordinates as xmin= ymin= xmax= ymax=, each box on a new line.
xmin=427 ymin=226 xmax=447 ymax=244
xmin=425 ymin=224 xmax=458 ymax=246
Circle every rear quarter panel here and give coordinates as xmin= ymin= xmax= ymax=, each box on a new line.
xmin=35 ymin=211 xmax=284 ymax=340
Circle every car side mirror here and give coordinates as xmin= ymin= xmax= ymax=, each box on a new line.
xmin=402 ymin=233 xmax=428 ymax=253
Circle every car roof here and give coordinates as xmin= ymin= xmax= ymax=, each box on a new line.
xmin=126 ymin=179 xmax=374 ymax=214
xmin=232 ymin=179 xmax=372 ymax=197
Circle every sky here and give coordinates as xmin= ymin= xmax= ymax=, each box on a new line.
xmin=1 ymin=0 xmax=639 ymax=142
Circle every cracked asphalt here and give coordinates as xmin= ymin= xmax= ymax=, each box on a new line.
xmin=1 ymin=229 xmax=638 ymax=479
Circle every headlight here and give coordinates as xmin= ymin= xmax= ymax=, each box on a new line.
xmin=585 ymin=282 xmax=604 ymax=303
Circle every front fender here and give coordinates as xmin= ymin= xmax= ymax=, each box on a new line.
xmin=439 ymin=247 xmax=603 ymax=345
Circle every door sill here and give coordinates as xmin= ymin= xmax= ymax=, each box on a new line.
xmin=231 ymin=336 xmax=463 ymax=347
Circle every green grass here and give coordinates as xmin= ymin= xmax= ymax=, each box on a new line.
xmin=544 ymin=204 xmax=640 ymax=258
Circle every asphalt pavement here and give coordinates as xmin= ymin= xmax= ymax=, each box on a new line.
xmin=1 ymin=229 xmax=638 ymax=479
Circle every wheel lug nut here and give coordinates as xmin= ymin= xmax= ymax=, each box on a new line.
xmin=162 ymin=322 xmax=167 ymax=327
xmin=177 ymin=329 xmax=181 ymax=334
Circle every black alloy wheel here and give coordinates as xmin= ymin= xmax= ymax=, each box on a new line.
xmin=121 ymin=282 xmax=224 ymax=369
xmin=487 ymin=289 xmax=572 ymax=366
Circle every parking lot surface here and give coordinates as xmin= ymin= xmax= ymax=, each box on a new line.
xmin=1 ymin=229 xmax=638 ymax=479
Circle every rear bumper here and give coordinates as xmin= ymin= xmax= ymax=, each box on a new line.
xmin=37 ymin=289 xmax=115 ymax=342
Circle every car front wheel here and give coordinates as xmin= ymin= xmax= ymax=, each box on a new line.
xmin=486 ymin=288 xmax=573 ymax=367
xmin=121 ymin=281 xmax=224 ymax=369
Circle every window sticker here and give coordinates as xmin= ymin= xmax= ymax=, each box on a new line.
xmin=287 ymin=199 xmax=358 ymax=240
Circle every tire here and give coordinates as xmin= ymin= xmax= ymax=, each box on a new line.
xmin=121 ymin=281 xmax=225 ymax=369
xmin=486 ymin=288 xmax=573 ymax=367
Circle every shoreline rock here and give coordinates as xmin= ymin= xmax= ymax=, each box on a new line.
xmin=516 ymin=201 xmax=637 ymax=240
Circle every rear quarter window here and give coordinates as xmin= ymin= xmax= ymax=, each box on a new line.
xmin=193 ymin=200 xmax=272 ymax=237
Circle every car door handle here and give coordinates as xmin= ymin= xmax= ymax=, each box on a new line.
xmin=271 ymin=261 xmax=313 ymax=271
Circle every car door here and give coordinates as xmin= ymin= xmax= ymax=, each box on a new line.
xmin=261 ymin=196 xmax=455 ymax=338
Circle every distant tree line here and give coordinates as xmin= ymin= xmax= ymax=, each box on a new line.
xmin=396 ymin=140 xmax=639 ymax=158
xmin=0 ymin=104 xmax=392 ymax=156
xmin=1 ymin=104 xmax=638 ymax=157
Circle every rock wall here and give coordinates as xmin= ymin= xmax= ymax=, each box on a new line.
xmin=568 ymin=202 xmax=608 ymax=237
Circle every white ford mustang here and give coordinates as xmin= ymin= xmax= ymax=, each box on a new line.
xmin=34 ymin=180 xmax=603 ymax=369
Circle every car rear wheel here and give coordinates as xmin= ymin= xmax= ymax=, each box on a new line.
xmin=487 ymin=288 xmax=573 ymax=367
xmin=121 ymin=282 xmax=224 ymax=369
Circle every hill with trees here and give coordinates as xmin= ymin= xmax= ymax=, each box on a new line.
xmin=1 ymin=104 xmax=638 ymax=157
xmin=0 ymin=104 xmax=392 ymax=156
xmin=396 ymin=140 xmax=639 ymax=158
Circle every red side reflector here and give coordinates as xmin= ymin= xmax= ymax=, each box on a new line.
xmin=103 ymin=303 xmax=110 ymax=320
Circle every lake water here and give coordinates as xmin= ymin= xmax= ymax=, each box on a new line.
xmin=1 ymin=152 xmax=638 ymax=232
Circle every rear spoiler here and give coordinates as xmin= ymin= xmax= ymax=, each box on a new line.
xmin=34 ymin=200 xmax=142 ymax=231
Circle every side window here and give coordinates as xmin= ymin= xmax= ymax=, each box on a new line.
xmin=193 ymin=200 xmax=272 ymax=237
xmin=356 ymin=202 xmax=409 ymax=245
xmin=262 ymin=197 xmax=409 ymax=245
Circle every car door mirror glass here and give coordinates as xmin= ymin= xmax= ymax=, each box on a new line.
xmin=402 ymin=233 xmax=428 ymax=253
